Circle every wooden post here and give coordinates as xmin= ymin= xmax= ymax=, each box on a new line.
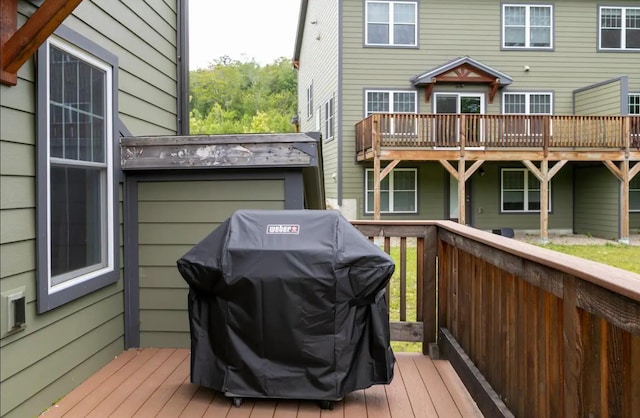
xmin=373 ymin=115 xmax=381 ymax=220
xmin=540 ymin=159 xmax=549 ymax=244
xmin=458 ymin=159 xmax=466 ymax=225
xmin=562 ymin=275 xmax=583 ymax=418
xmin=620 ymin=159 xmax=630 ymax=244
xmin=423 ymin=226 xmax=438 ymax=349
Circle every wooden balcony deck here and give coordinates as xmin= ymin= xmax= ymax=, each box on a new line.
xmin=40 ymin=348 xmax=482 ymax=417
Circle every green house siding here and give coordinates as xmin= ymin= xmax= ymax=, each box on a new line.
xmin=0 ymin=1 xmax=180 ymax=416
xmin=574 ymin=166 xmax=619 ymax=240
xmin=574 ymin=78 xmax=625 ymax=115
xmin=472 ymin=163 xmax=574 ymax=232
xmin=304 ymin=0 xmax=640 ymax=219
xmin=137 ymin=180 xmax=286 ymax=348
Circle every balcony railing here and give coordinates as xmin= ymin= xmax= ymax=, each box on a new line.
xmin=352 ymin=220 xmax=640 ymax=418
xmin=356 ymin=113 xmax=640 ymax=153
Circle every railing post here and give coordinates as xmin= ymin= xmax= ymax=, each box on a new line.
xmin=562 ymin=275 xmax=583 ymax=418
xmin=373 ymin=114 xmax=381 ymax=220
xmin=423 ymin=226 xmax=438 ymax=352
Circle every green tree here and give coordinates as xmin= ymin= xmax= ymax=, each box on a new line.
xmin=189 ymin=56 xmax=297 ymax=134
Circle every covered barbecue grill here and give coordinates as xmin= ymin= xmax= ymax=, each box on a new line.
xmin=177 ymin=209 xmax=395 ymax=407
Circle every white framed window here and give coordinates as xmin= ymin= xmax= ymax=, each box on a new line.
xmin=503 ymin=92 xmax=552 ymax=137
xmin=324 ymin=97 xmax=335 ymax=140
xmin=306 ymin=83 xmax=313 ymax=118
xmin=365 ymin=168 xmax=417 ymax=213
xmin=630 ymin=94 xmax=640 ymax=114
xmin=366 ymin=90 xmax=417 ymax=134
xmin=365 ymin=1 xmax=417 ymax=46
xmin=600 ymin=6 xmax=640 ymax=50
xmin=631 ymin=176 xmax=640 ymax=212
xmin=503 ymin=4 xmax=553 ymax=49
xmin=37 ymin=30 xmax=119 ymax=313
xmin=501 ymin=168 xmax=551 ymax=212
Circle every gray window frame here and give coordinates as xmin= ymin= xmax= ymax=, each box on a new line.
xmin=36 ymin=26 xmax=120 ymax=313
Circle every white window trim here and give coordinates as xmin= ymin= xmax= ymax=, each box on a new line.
xmin=599 ymin=6 xmax=640 ymax=50
xmin=365 ymin=89 xmax=418 ymax=116
xmin=45 ymin=37 xmax=115 ymax=294
xmin=502 ymin=92 xmax=553 ymax=115
xmin=306 ymin=83 xmax=313 ymax=119
xmin=365 ymin=168 xmax=418 ymax=214
xmin=365 ymin=0 xmax=418 ymax=47
xmin=501 ymin=168 xmax=552 ymax=213
xmin=502 ymin=4 xmax=553 ymax=49
xmin=324 ymin=97 xmax=335 ymax=140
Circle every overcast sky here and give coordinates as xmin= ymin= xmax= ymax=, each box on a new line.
xmin=188 ymin=0 xmax=302 ymax=69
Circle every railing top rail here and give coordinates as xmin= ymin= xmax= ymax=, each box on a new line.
xmin=352 ymin=220 xmax=640 ymax=302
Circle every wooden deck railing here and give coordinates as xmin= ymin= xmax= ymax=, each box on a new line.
xmin=352 ymin=220 xmax=640 ymax=418
xmin=355 ymin=114 xmax=640 ymax=152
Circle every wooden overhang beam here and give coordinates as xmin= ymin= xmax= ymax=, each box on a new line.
xmin=1 ymin=0 xmax=83 ymax=86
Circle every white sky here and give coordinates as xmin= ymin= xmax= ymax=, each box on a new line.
xmin=188 ymin=0 xmax=302 ymax=69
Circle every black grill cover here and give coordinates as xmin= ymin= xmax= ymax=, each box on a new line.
xmin=177 ymin=209 xmax=395 ymax=401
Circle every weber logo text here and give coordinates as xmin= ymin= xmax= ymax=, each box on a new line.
xmin=266 ymin=224 xmax=300 ymax=234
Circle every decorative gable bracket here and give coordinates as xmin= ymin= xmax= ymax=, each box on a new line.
xmin=1 ymin=0 xmax=83 ymax=86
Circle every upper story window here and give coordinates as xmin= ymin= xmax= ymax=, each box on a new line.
xmin=501 ymin=168 xmax=551 ymax=212
xmin=366 ymin=1 xmax=417 ymax=47
xmin=324 ymin=96 xmax=335 ymax=140
xmin=306 ymin=83 xmax=313 ymax=119
xmin=365 ymin=168 xmax=417 ymax=213
xmin=600 ymin=6 xmax=640 ymax=50
xmin=37 ymin=30 xmax=119 ymax=313
xmin=503 ymin=4 xmax=553 ymax=49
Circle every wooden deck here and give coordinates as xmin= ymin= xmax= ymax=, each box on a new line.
xmin=40 ymin=348 xmax=482 ymax=417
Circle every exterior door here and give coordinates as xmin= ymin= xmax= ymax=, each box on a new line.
xmin=434 ymin=93 xmax=484 ymax=146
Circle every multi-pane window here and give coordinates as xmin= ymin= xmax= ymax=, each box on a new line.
xmin=503 ymin=4 xmax=553 ymax=48
xmin=631 ymin=176 xmax=640 ymax=211
xmin=366 ymin=90 xmax=417 ymax=134
xmin=37 ymin=34 xmax=118 ymax=312
xmin=630 ymin=94 xmax=640 ymax=144
xmin=365 ymin=168 xmax=417 ymax=213
xmin=501 ymin=169 xmax=551 ymax=212
xmin=630 ymin=94 xmax=640 ymax=114
xmin=306 ymin=84 xmax=313 ymax=118
xmin=324 ymin=97 xmax=335 ymax=140
xmin=600 ymin=7 xmax=640 ymax=50
xmin=503 ymin=93 xmax=552 ymax=137
xmin=366 ymin=1 xmax=417 ymax=46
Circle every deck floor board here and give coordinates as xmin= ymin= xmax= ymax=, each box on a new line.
xmin=41 ymin=349 xmax=483 ymax=417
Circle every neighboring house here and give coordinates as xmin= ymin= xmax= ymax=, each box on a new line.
xmin=0 ymin=1 xmax=188 ymax=416
xmin=293 ymin=0 xmax=640 ymax=241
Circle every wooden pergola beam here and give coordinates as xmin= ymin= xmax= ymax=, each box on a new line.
xmin=1 ymin=0 xmax=83 ymax=86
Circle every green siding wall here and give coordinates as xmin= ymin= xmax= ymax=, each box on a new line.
xmin=574 ymin=166 xmax=619 ymax=239
xmin=575 ymin=79 xmax=623 ymax=115
xmin=0 ymin=1 xmax=179 ymax=417
xmin=472 ymin=163 xmax=574 ymax=232
xmin=297 ymin=0 xmax=340 ymax=201
xmin=297 ymin=0 xmax=640 ymax=218
xmin=137 ymin=180 xmax=286 ymax=348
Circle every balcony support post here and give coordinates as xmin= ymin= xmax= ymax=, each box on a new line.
xmin=458 ymin=159 xmax=466 ymax=225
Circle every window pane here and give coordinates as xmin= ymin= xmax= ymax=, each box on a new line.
xmin=63 ymin=108 xmax=79 ymax=160
xmin=50 ymin=48 xmax=64 ymax=103
xmin=367 ymin=92 xmax=390 ymax=114
xmin=63 ymin=56 xmax=79 ymax=110
xmin=505 ymin=6 xmax=526 ymax=25
xmin=528 ymin=190 xmax=541 ymax=210
xmin=50 ymin=104 xmax=64 ymax=158
xmin=503 ymin=191 xmax=525 ymax=210
xmin=91 ymin=67 xmax=105 ymax=116
xmin=394 ymin=24 xmax=415 ymax=45
xmin=626 ymin=28 xmax=640 ymax=48
xmin=394 ymin=171 xmax=415 ymax=190
xmin=504 ymin=94 xmax=526 ymax=114
xmin=527 ymin=173 xmax=540 ymax=189
xmin=530 ymin=27 xmax=550 ymax=47
xmin=530 ymin=94 xmax=551 ymax=114
xmin=602 ymin=29 xmax=622 ymax=48
xmin=601 ymin=8 xmax=622 ymax=48
xmin=530 ymin=7 xmax=551 ymax=26
xmin=368 ymin=2 xmax=389 ymax=22
xmin=393 ymin=191 xmax=415 ymax=211
xmin=50 ymin=165 xmax=104 ymax=281
xmin=631 ymin=191 xmax=640 ymax=211
xmin=394 ymin=3 xmax=415 ymax=23
xmin=368 ymin=24 xmax=389 ymax=44
xmin=393 ymin=92 xmax=415 ymax=113
xmin=503 ymin=170 xmax=524 ymax=189
xmin=505 ymin=27 xmax=526 ymax=46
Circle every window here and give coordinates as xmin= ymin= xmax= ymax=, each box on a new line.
xmin=306 ymin=84 xmax=313 ymax=118
xmin=631 ymin=176 xmax=640 ymax=211
xmin=503 ymin=4 xmax=553 ymax=49
xmin=366 ymin=1 xmax=417 ymax=46
xmin=324 ymin=97 xmax=335 ymax=140
xmin=366 ymin=90 xmax=417 ymax=134
xmin=630 ymin=94 xmax=640 ymax=114
xmin=501 ymin=168 xmax=551 ymax=212
xmin=503 ymin=92 xmax=552 ymax=137
xmin=600 ymin=6 xmax=640 ymax=50
xmin=365 ymin=168 xmax=417 ymax=213
xmin=37 ymin=30 xmax=118 ymax=312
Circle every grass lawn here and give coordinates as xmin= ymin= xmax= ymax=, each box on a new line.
xmin=385 ymin=240 xmax=640 ymax=353
xmin=537 ymin=243 xmax=640 ymax=274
